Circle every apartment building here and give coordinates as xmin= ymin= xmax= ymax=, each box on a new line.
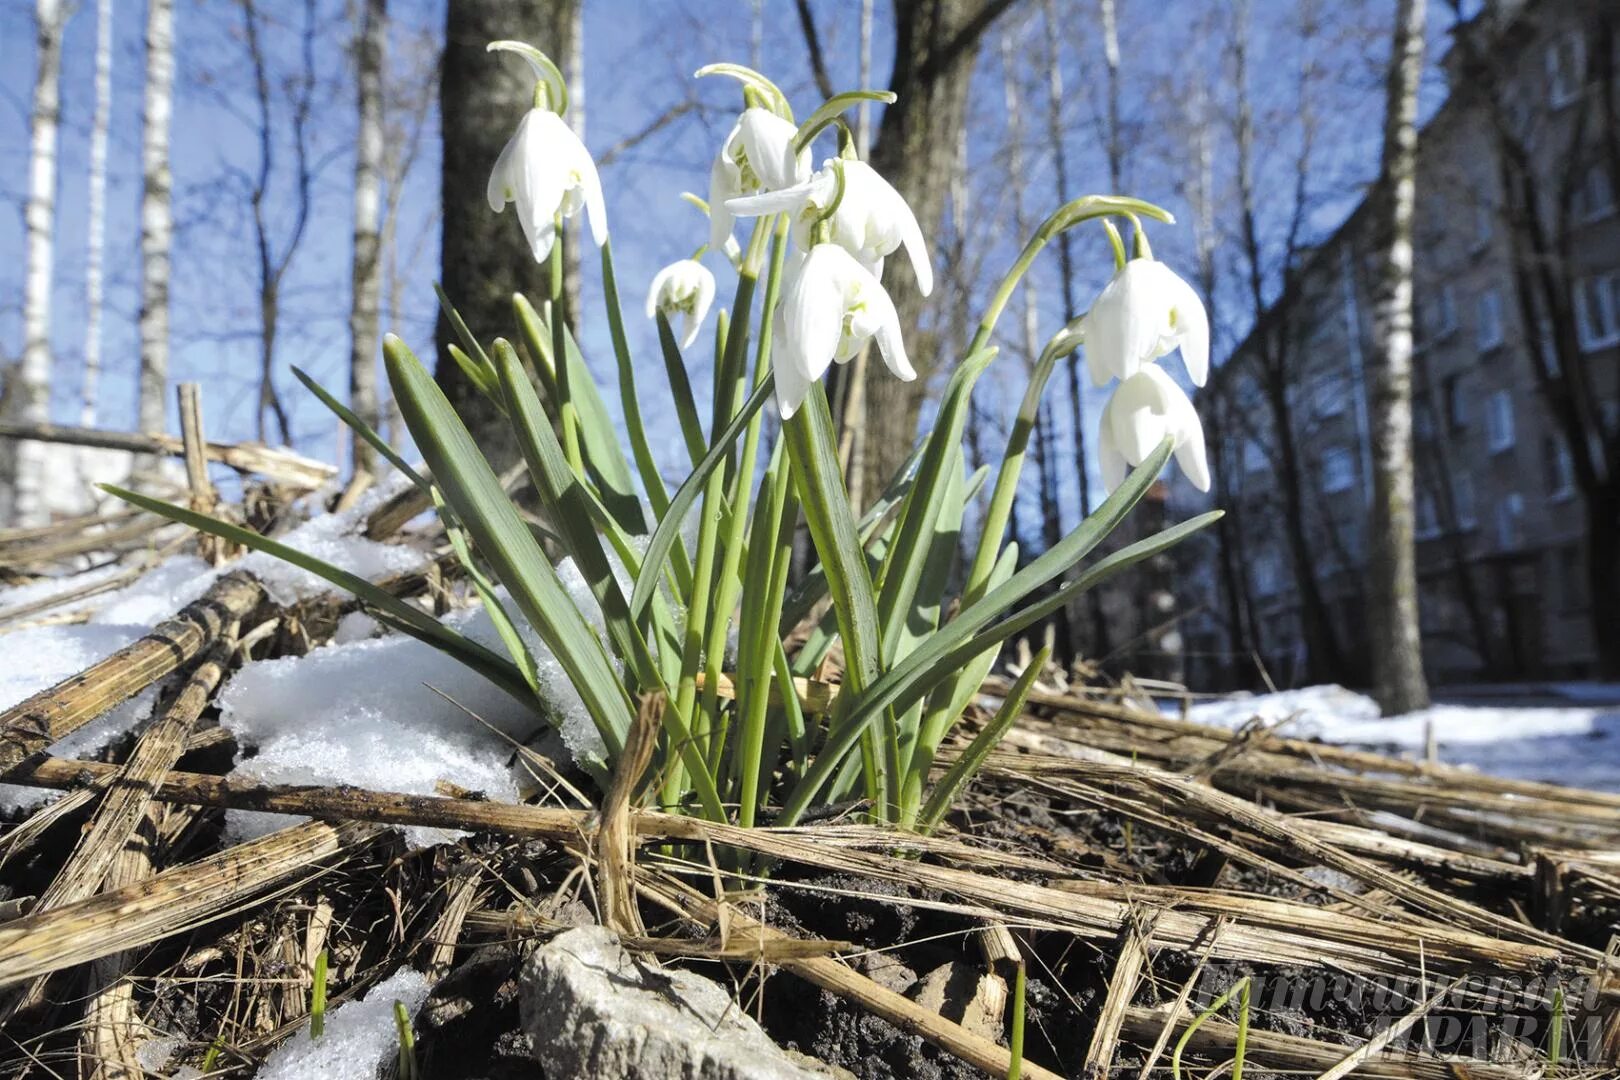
xmin=1171 ymin=0 xmax=1619 ymax=688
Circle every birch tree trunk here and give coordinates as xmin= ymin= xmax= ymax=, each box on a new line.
xmin=137 ymin=0 xmax=176 ymax=451
xmin=82 ymin=0 xmax=114 ymax=428
xmin=1366 ymin=0 xmax=1430 ymax=714
xmin=349 ymin=0 xmax=387 ymax=475
xmin=436 ymin=0 xmax=580 ymax=464
xmin=4 ymin=0 xmax=67 ymax=525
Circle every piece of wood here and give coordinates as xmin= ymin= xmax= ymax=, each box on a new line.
xmin=0 ymin=420 xmax=335 ymax=489
xmin=9 ymin=757 xmax=1596 ymax=993
xmin=0 ymin=818 xmax=380 ymax=988
xmin=6 ymin=638 xmax=233 ymax=1019
xmin=0 ymin=572 xmax=261 ymax=776
xmin=1083 ymin=913 xmax=1153 ymax=1077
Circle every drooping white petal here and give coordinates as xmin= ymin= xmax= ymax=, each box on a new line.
xmin=772 ymin=307 xmax=814 ymax=419
xmin=645 ymin=259 xmax=717 ymax=349
xmin=488 ymin=108 xmax=606 ymax=263
xmin=735 ymin=107 xmax=809 ymax=191
xmin=708 ymin=150 xmax=741 ymax=255
xmin=1157 ymin=265 xmax=1209 ymax=386
xmin=1098 ymin=364 xmax=1210 ymax=493
xmin=645 ymin=264 xmax=678 ymax=320
xmin=844 ymin=160 xmax=931 ymax=297
xmin=1086 ymin=258 xmax=1167 ymax=385
xmin=1098 ymin=423 xmax=1129 ymax=493
xmin=782 ymin=247 xmax=846 ymax=385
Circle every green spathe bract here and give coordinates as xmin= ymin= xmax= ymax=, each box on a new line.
xmin=107 ymin=56 xmax=1218 ymax=844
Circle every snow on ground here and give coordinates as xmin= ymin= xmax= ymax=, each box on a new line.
xmin=255 ymin=967 xmax=432 ymax=1080
xmin=1184 ymin=685 xmax=1620 ymax=792
xmin=0 ymin=624 xmax=162 ymax=810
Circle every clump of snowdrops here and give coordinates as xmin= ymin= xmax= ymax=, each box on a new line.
xmin=114 ymin=45 xmax=1219 ymax=834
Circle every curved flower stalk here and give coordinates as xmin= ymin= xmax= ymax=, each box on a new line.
xmin=645 ymin=259 xmax=716 ymax=348
xmin=726 ymin=158 xmax=933 ymax=296
xmin=485 ymin=44 xmax=606 ymax=263
xmin=773 ymin=243 xmax=912 ymax=418
xmin=1085 ymin=257 xmax=1209 ymax=387
xmin=1098 ymin=363 xmax=1211 ymax=493
xmin=707 ymin=108 xmax=811 ymax=255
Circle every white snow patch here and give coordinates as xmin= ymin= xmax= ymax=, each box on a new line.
xmin=331 ymin=610 xmax=380 ymax=644
xmin=218 ymin=604 xmax=541 ymax=848
xmin=135 ymin=1034 xmax=183 ymax=1072
xmin=1184 ymin=685 xmax=1620 ymax=791
xmin=257 ymin=967 xmax=431 ymax=1080
xmin=0 ymin=624 xmax=162 ymax=810
xmin=240 ymin=478 xmax=424 ymax=604
xmin=0 ymin=562 xmax=128 ymax=613
xmin=89 ymin=555 xmax=217 ymax=626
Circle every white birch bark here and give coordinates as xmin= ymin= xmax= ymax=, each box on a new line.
xmin=1367 ymin=0 xmax=1430 ymax=713
xmin=82 ymin=0 xmax=114 ymax=428
xmin=138 ymin=0 xmax=176 ymax=445
xmin=6 ymin=0 xmax=67 ymax=525
xmin=349 ymin=0 xmax=386 ymax=474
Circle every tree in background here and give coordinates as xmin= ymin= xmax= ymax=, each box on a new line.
xmin=349 ymin=0 xmax=387 ymax=475
xmin=1366 ymin=0 xmax=1430 ymax=713
xmin=137 ymin=0 xmax=176 ymax=455
xmin=436 ymin=0 xmax=580 ymax=466
xmin=2 ymin=0 xmax=67 ymax=525
xmin=82 ymin=0 xmax=114 ymax=428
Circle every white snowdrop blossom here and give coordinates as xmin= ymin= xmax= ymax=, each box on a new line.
xmin=645 ymin=259 xmax=717 ymax=349
xmin=1097 ymin=364 xmax=1210 ymax=494
xmin=725 ymin=158 xmax=933 ymax=296
xmin=487 ymin=108 xmax=607 ymax=263
xmin=1085 ymin=258 xmax=1209 ymax=388
xmin=707 ymin=108 xmax=812 ymax=255
xmin=773 ymin=244 xmax=913 ymax=419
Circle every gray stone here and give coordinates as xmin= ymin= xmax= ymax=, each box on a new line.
xmin=520 ymin=926 xmax=840 ymax=1080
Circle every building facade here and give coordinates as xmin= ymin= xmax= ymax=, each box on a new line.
xmin=1173 ymin=0 xmax=1620 ymax=688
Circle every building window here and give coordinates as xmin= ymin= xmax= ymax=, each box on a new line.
xmin=1254 ymin=551 xmax=1281 ymax=597
xmin=1444 ymin=373 xmax=1468 ymax=432
xmin=1415 ymin=488 xmax=1439 ymax=539
xmin=1313 ymin=374 xmax=1345 ymax=418
xmin=1453 ymin=473 xmax=1477 ymax=528
xmin=1544 ymin=436 xmax=1573 ymax=497
xmin=1573 ymin=163 xmax=1615 ymax=222
xmin=1546 ymin=31 xmax=1586 ymax=108
xmin=1575 ymin=271 xmax=1620 ymax=351
xmin=1432 ymin=285 xmax=1458 ymax=338
xmin=1496 ymin=492 xmax=1525 ymax=550
xmin=1485 ymin=390 xmax=1515 ymax=452
xmin=1476 ymin=289 xmax=1504 ymax=352
xmin=1320 ymin=446 xmax=1355 ymax=495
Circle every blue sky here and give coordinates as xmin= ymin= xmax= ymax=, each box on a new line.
xmin=1 ymin=0 xmax=1442 ymax=522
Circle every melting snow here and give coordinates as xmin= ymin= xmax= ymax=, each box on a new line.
xmin=1184 ymin=684 xmax=1620 ymax=791
xmin=256 ymin=967 xmax=432 ymax=1080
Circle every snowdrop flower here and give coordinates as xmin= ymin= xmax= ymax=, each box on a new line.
xmin=486 ymin=107 xmax=607 ymax=263
xmin=726 ymin=158 xmax=933 ymax=296
xmin=773 ymin=244 xmax=913 ymax=419
xmin=645 ymin=259 xmax=717 ymax=348
xmin=708 ymin=108 xmax=812 ymax=255
xmin=1085 ymin=258 xmax=1208 ymax=388
xmin=1098 ymin=364 xmax=1210 ymax=494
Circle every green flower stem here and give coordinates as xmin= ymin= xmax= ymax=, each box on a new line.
xmin=962 ymin=335 xmax=1070 ymax=603
xmin=783 ymin=384 xmax=889 ymax=814
xmin=601 ymin=238 xmax=671 ymax=519
xmin=700 ymin=220 xmax=788 ymax=768
xmin=672 ymin=224 xmax=767 ymax=774
xmin=733 ymin=451 xmax=797 ymax=826
xmin=549 ymin=217 xmax=583 ymax=476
